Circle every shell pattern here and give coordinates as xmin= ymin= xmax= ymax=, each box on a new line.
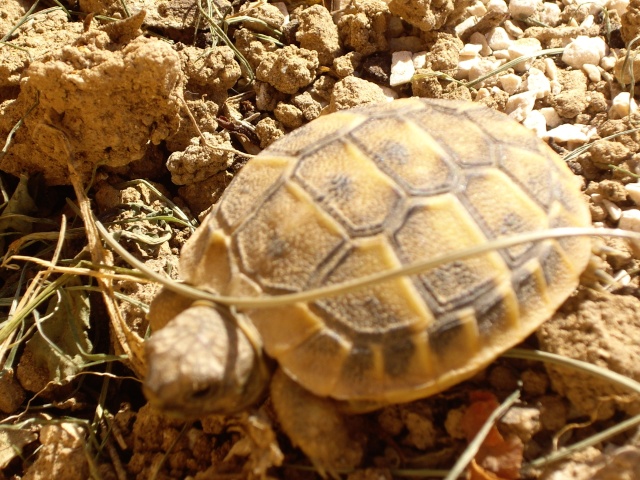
xmin=179 ymin=98 xmax=592 ymax=404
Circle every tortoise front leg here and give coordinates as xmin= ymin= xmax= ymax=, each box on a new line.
xmin=270 ymin=368 xmax=365 ymax=478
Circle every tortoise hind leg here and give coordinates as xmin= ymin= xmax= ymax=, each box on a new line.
xmin=270 ymin=368 xmax=364 ymax=478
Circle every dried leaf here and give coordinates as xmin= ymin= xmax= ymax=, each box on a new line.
xmin=461 ymin=392 xmax=524 ymax=480
xmin=0 ymin=428 xmax=37 ymax=469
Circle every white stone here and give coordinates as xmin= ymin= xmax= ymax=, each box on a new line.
xmin=390 ymin=51 xmax=415 ymax=86
xmin=545 ymin=123 xmax=590 ymax=143
xmin=523 ymin=109 xmax=547 ymax=137
xmin=468 ymin=58 xmax=504 ymax=85
xmin=459 ymin=43 xmax=483 ymax=57
xmin=550 ymin=79 xmax=562 ymax=95
xmin=508 ymin=0 xmax=542 ymax=18
xmin=562 ymin=36 xmax=608 ymax=69
xmin=580 ymin=14 xmax=595 ymax=28
xmin=582 ymin=63 xmax=601 ymax=82
xmin=600 ymin=53 xmax=617 ymax=71
xmin=475 ymin=87 xmax=492 ymax=102
xmin=539 ymin=2 xmax=561 ymax=26
xmin=609 ymin=92 xmax=639 ymax=119
xmin=486 ymin=0 xmax=509 ymax=13
xmin=508 ymin=38 xmax=543 ymax=72
xmin=506 ymin=91 xmax=537 ymax=122
xmin=468 ymin=0 xmax=488 ymax=16
xmin=493 ymin=49 xmax=511 ymax=60
xmin=381 ymin=86 xmax=399 ymax=101
xmin=499 ymin=73 xmax=522 ymax=94
xmin=412 ymin=51 xmax=428 ymax=69
xmin=455 ymin=16 xmax=479 ymax=37
xmin=273 ymin=2 xmax=289 ymax=24
xmin=504 ymin=20 xmax=524 ymax=38
xmin=625 ymin=183 xmax=640 ymax=205
xmin=619 ymin=209 xmax=640 ymax=232
xmin=457 ymin=56 xmax=481 ymax=78
xmin=486 ymin=27 xmax=513 ymax=50
xmin=540 ymin=107 xmax=562 ymax=127
xmin=469 ymin=32 xmax=491 ymax=56
xmin=602 ymin=198 xmax=622 ymax=221
xmin=525 ymin=67 xmax=551 ymax=98
xmin=544 ymin=57 xmax=558 ymax=81
xmin=607 ymin=0 xmax=630 ymax=17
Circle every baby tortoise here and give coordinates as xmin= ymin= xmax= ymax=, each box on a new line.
xmin=144 ymin=97 xmax=591 ymax=473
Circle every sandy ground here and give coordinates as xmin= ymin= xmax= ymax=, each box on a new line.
xmin=1 ymin=0 xmax=640 ymax=478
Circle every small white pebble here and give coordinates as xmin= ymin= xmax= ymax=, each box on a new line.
xmin=625 ymin=183 xmax=640 ymax=205
xmin=607 ymin=0 xmax=630 ymax=16
xmin=486 ymin=27 xmax=513 ymax=50
xmin=567 ymin=17 xmax=579 ymax=27
xmin=544 ymin=57 xmax=558 ymax=81
xmin=609 ymin=92 xmax=639 ymax=119
xmin=381 ymin=86 xmax=399 ymax=101
xmin=468 ymin=58 xmax=504 ymax=85
xmin=545 ymin=123 xmax=590 ymax=143
xmin=619 ymin=209 xmax=640 ymax=232
xmin=468 ymin=0 xmax=488 ymax=16
xmin=389 ymin=51 xmax=415 ymax=86
xmin=459 ymin=43 xmax=483 ymax=57
xmin=582 ymin=63 xmax=602 ymax=82
xmin=504 ymin=20 xmax=524 ymax=38
xmin=412 ymin=51 xmax=428 ymax=69
xmin=600 ymin=53 xmax=617 ymax=71
xmin=591 ymin=192 xmax=603 ymax=203
xmin=469 ymin=32 xmax=491 ymax=56
xmin=550 ymin=79 xmax=562 ymax=95
xmin=499 ymin=73 xmax=522 ymax=94
xmin=539 ymin=2 xmax=561 ymax=26
xmin=508 ymin=38 xmax=543 ymax=72
xmin=562 ymin=36 xmax=608 ymax=69
xmin=457 ymin=56 xmax=481 ymax=78
xmin=475 ymin=87 xmax=492 ymax=101
xmin=523 ymin=109 xmax=547 ymax=136
xmin=580 ymin=14 xmax=595 ymax=28
xmin=493 ymin=49 xmax=512 ymax=60
xmin=613 ymin=269 xmax=632 ymax=286
xmin=272 ymin=2 xmax=289 ymax=24
xmin=540 ymin=107 xmax=562 ymax=127
xmin=455 ymin=16 xmax=479 ymax=37
xmin=525 ymin=67 xmax=551 ymax=98
xmin=602 ymin=198 xmax=622 ymax=221
xmin=486 ymin=0 xmax=509 ymax=13
xmin=506 ymin=91 xmax=537 ymax=122
xmin=508 ymin=0 xmax=542 ymax=19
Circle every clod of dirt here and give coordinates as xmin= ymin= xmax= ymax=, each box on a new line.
xmin=0 ymin=369 xmax=26 ymax=414
xmin=613 ymin=50 xmax=640 ymax=85
xmin=255 ymin=116 xmax=286 ymax=148
xmin=274 ymin=102 xmax=304 ymax=129
xmin=180 ymin=45 xmax=241 ymax=103
xmin=178 ymin=170 xmax=233 ymax=216
xmin=622 ymin=0 xmax=640 ymax=43
xmin=239 ymin=1 xmax=285 ymax=34
xmin=23 ymin=423 xmax=89 ymax=480
xmin=255 ymin=44 xmax=319 ymax=94
xmin=540 ymin=443 xmax=640 ymax=480
xmin=537 ymin=288 xmax=640 ymax=420
xmin=295 ymin=5 xmax=342 ymax=66
xmin=234 ymin=27 xmax=279 ymax=71
xmin=328 ymin=76 xmax=390 ymax=111
xmin=166 ymin=132 xmax=234 ymax=185
xmin=387 ymin=0 xmax=473 ymax=32
xmin=0 ymin=30 xmax=183 ymax=185
xmin=337 ymin=0 xmax=390 ymax=56
xmin=0 ymin=10 xmax=83 ymax=91
xmin=549 ymin=70 xmax=589 ymax=119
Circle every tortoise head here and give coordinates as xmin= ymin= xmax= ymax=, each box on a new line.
xmin=144 ymin=289 xmax=270 ymax=416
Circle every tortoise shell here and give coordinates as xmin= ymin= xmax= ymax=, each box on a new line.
xmin=178 ymin=97 xmax=591 ymax=404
